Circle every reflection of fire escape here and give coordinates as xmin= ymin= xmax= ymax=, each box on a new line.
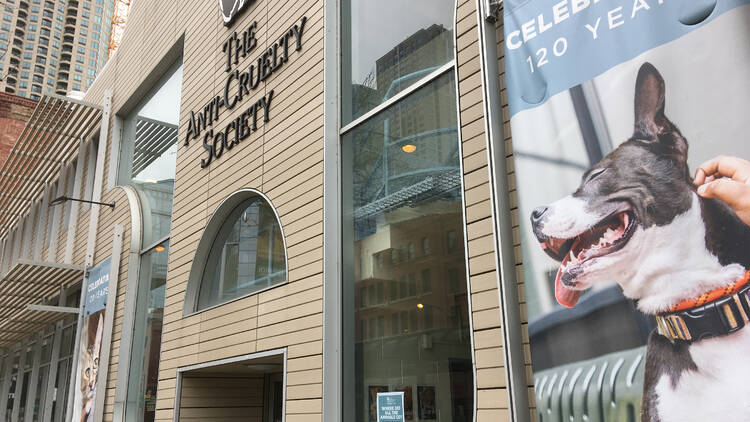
xmin=354 ymin=94 xmax=460 ymax=219
xmin=354 ymin=171 xmax=460 ymax=220
xmin=107 ymin=0 xmax=131 ymax=59
xmin=354 ymin=26 xmax=459 ymax=221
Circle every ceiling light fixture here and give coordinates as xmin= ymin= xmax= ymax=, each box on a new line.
xmin=402 ymin=144 xmax=417 ymax=153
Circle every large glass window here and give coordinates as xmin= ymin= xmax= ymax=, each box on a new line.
xmin=0 ymin=356 xmax=4 ymax=413
xmin=196 ymin=196 xmax=286 ymax=311
xmin=51 ymin=298 xmax=78 ymax=422
xmin=61 ymin=159 xmax=77 ymax=232
xmin=31 ymin=334 xmax=53 ymax=422
xmin=341 ymin=0 xmax=454 ymax=125
xmin=118 ymin=62 xmax=182 ymax=246
xmin=342 ymin=70 xmax=474 ymax=421
xmin=17 ymin=343 xmax=34 ymax=421
xmin=126 ymin=241 xmax=168 ymax=422
xmin=5 ymin=352 xmax=19 ymax=422
xmin=118 ymin=58 xmax=181 ymax=422
xmin=45 ymin=182 xmax=57 ymax=249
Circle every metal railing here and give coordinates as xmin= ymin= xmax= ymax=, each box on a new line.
xmin=534 ymin=347 xmax=645 ymax=422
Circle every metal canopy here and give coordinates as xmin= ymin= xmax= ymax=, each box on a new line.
xmin=0 ymin=93 xmax=102 ymax=241
xmin=0 ymin=259 xmax=84 ymax=347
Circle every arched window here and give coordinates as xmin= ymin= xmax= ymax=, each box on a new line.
xmin=186 ymin=190 xmax=287 ymax=313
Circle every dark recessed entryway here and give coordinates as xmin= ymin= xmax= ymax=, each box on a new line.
xmin=176 ymin=352 xmax=285 ymax=422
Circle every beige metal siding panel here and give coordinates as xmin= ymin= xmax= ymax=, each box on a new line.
xmin=455 ymin=0 xmax=519 ymax=418
xmin=90 ymin=0 xmax=332 ymax=418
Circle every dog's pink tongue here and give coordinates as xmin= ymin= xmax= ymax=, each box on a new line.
xmin=555 ymin=266 xmax=581 ymax=308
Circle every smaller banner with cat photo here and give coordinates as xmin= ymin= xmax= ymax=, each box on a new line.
xmin=72 ymin=258 xmax=111 ymax=422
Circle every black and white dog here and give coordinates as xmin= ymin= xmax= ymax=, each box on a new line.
xmin=530 ymin=63 xmax=750 ymax=421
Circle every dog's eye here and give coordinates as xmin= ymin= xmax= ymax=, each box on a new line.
xmin=587 ymin=168 xmax=607 ymax=183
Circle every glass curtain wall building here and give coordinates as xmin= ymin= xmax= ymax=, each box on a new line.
xmin=341 ymin=1 xmax=474 ymax=420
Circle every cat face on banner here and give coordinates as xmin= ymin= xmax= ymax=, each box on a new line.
xmin=80 ymin=314 xmax=103 ymax=421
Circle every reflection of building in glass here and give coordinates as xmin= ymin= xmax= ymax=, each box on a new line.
xmin=348 ymin=24 xmax=454 ymax=122
xmin=119 ymin=65 xmax=181 ymax=248
xmin=139 ymin=244 xmax=168 ymax=422
xmin=353 ymin=205 xmax=472 ymax=422
xmin=350 ymin=76 xmax=459 ymax=212
xmin=136 ymin=179 xmax=174 ymax=242
xmin=345 ymin=73 xmax=472 ymax=422
xmin=354 ymin=207 xmax=470 ymax=341
xmin=214 ymin=202 xmax=285 ymax=297
xmin=197 ymin=197 xmax=287 ymax=310
xmin=350 ymin=84 xmax=378 ymax=123
xmin=375 ymin=24 xmax=452 ymax=99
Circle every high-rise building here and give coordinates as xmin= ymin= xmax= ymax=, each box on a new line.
xmin=0 ymin=0 xmax=115 ymax=99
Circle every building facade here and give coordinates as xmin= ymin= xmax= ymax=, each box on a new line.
xmin=1 ymin=0 xmax=742 ymax=421
xmin=0 ymin=92 xmax=35 ymax=166
xmin=0 ymin=0 xmax=115 ymax=99
xmin=0 ymin=0 xmax=524 ymax=420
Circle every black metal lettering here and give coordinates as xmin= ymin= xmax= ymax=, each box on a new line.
xmin=271 ymin=42 xmax=279 ymax=71
xmin=262 ymin=90 xmax=274 ymax=123
xmin=251 ymin=101 xmax=259 ymax=131
xmin=223 ymin=36 xmax=233 ymax=72
xmin=250 ymin=59 xmax=261 ymax=89
xmin=233 ymin=33 xmax=243 ymax=65
xmin=293 ymin=16 xmax=307 ymax=51
xmin=224 ymin=71 xmax=239 ymax=110
xmin=205 ymin=100 xmax=214 ymax=126
xmin=239 ymin=111 xmax=251 ymax=140
xmin=202 ymin=15 xmax=304 ymax=168
xmin=238 ymin=71 xmax=249 ymax=101
xmin=281 ymin=32 xmax=290 ymax=63
xmin=260 ymin=49 xmax=272 ymax=81
xmin=246 ymin=21 xmax=258 ymax=53
xmin=185 ymin=111 xmax=196 ymax=146
xmin=234 ymin=116 xmax=242 ymax=145
xmin=201 ymin=130 xmax=214 ymax=168
xmin=213 ymin=131 xmax=225 ymax=159
xmin=224 ymin=121 xmax=236 ymax=150
xmin=198 ymin=107 xmax=207 ymax=132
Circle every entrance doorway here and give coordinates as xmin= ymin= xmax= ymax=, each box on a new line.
xmin=175 ymin=350 xmax=285 ymax=422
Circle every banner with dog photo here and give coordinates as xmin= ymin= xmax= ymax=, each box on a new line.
xmin=503 ymin=0 xmax=750 ymax=420
xmin=71 ymin=258 xmax=111 ymax=422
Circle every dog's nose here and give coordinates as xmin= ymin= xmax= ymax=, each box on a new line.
xmin=531 ymin=206 xmax=549 ymax=227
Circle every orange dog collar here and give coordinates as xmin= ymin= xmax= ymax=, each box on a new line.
xmin=655 ymin=270 xmax=750 ymax=343
xmin=670 ymin=270 xmax=750 ymax=312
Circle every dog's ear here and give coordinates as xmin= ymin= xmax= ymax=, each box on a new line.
xmin=634 ymin=62 xmax=666 ymax=139
xmin=633 ymin=63 xmax=687 ymax=160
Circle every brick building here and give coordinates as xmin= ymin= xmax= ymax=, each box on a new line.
xmin=0 ymin=91 xmax=35 ymax=166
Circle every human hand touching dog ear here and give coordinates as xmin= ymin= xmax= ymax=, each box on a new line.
xmin=694 ymin=155 xmax=750 ymax=226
